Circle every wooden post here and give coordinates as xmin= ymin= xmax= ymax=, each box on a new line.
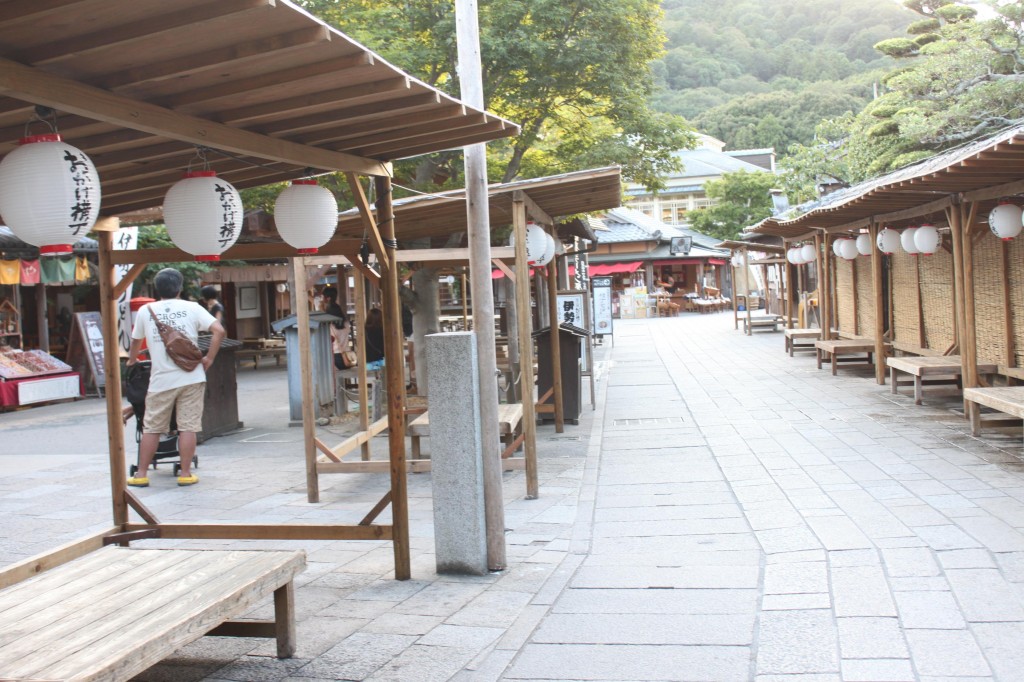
xmin=961 ymin=202 xmax=980 ymax=394
xmin=870 ymin=222 xmax=886 ymax=384
xmin=916 ymin=251 xmax=925 ymax=348
xmin=796 ymin=251 xmax=804 ymax=328
xmin=816 ymin=233 xmax=826 ymax=334
xmin=36 ymin=285 xmax=49 ymax=353
xmin=732 ymin=254 xmax=739 ymax=330
xmin=374 ymin=175 xmax=411 ymax=580
xmin=948 ymin=203 xmax=969 ymax=412
xmin=505 ymin=276 xmax=521 ymax=402
xmin=97 ymin=224 xmax=128 ymax=527
xmin=547 ymin=242 xmax=565 ymax=431
xmin=512 ymin=198 xmax=539 ymax=499
xmin=743 ymin=248 xmax=753 ymax=335
xmin=1002 ymin=239 xmax=1015 ymax=368
xmin=460 ymin=272 xmax=469 ymax=329
xmin=354 ymin=271 xmax=370 ymax=460
xmin=851 ymin=245 xmax=860 ymax=336
xmin=293 ymin=258 xmax=319 ymax=503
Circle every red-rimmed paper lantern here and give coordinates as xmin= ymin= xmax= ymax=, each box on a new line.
xmin=989 ymin=201 xmax=1023 ymax=241
xmin=901 ymin=227 xmax=920 ymax=255
xmin=509 ymin=222 xmax=554 ymax=266
xmin=163 ymin=171 xmax=243 ymax=261
xmin=839 ymin=239 xmax=859 ymax=260
xmin=856 ymin=234 xmax=872 ymax=256
xmin=914 ymin=224 xmax=940 ymax=255
xmin=274 ymin=180 xmax=338 ymax=255
xmin=876 ymin=228 xmax=900 ymax=255
xmin=0 ymin=134 xmax=101 ymax=255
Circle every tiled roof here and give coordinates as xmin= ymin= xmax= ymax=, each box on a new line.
xmin=595 ymin=207 xmax=723 ymax=252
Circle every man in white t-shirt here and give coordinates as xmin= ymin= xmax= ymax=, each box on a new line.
xmin=126 ymin=268 xmax=225 ymax=488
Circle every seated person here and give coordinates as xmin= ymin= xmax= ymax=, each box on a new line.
xmin=322 ymin=286 xmax=355 ymax=370
xmin=363 ymin=307 xmax=386 ymax=369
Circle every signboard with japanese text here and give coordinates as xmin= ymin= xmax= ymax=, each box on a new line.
xmin=591 ymin=276 xmax=613 ymax=336
xmin=556 ymin=293 xmax=585 ymax=327
xmin=113 ymin=226 xmax=138 ymax=354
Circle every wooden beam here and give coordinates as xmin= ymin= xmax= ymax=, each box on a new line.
xmin=111 ymin=263 xmax=145 ymax=302
xmin=359 ymin=491 xmax=392 ymax=526
xmin=217 ymin=77 xmax=412 ymax=126
xmin=0 ymin=56 xmax=390 ymax=176
xmin=513 ymin=190 xmax=553 ymax=225
xmin=328 ymin=416 xmax=389 ymax=459
xmin=963 ymin=178 xmax=1024 ymax=204
xmin=107 ymin=239 xmax=363 ymax=265
xmin=318 ymin=459 xmax=434 ymax=474
xmin=345 ymin=173 xmax=390 ymax=270
xmin=98 ymin=228 xmax=129 ymax=526
xmin=512 ymin=197 xmax=539 ymax=499
xmin=293 ymin=258 xmax=320 ymax=503
xmin=1003 ymin=240 xmax=1016 ymax=369
xmin=125 ymin=523 xmax=393 ymax=541
xmin=124 ymin=490 xmax=159 ymax=526
xmin=492 ymin=259 xmax=515 ymax=283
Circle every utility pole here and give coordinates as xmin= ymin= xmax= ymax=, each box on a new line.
xmin=455 ymin=0 xmax=506 ymax=571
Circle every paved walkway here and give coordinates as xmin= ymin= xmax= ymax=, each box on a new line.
xmin=5 ymin=313 xmax=1024 ymax=680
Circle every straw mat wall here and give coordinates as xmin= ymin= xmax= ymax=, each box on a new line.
xmin=855 ymin=257 xmax=875 ymax=335
xmin=835 ymin=258 xmax=856 ymax=334
xmin=920 ymin=249 xmax=954 ymax=352
xmin=1010 ymin=237 xmax=1024 ymax=368
xmin=973 ymin=237 xmax=1007 ymax=366
xmin=891 ymin=252 xmax=920 ymax=347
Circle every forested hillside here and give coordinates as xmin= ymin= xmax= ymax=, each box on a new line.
xmin=653 ymin=0 xmax=917 ymax=153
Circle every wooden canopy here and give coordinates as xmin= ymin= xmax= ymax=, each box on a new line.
xmin=750 ymin=126 xmax=1024 ymax=237
xmin=335 ymin=167 xmax=623 ymax=241
xmin=0 ymin=0 xmax=518 ymax=218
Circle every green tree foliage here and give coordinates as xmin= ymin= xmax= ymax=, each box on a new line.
xmin=653 ymin=0 xmax=916 ymax=149
xmin=134 ymin=225 xmax=210 ymax=297
xmin=686 ymin=170 xmax=777 ymax=240
xmin=782 ymin=0 xmax=1024 ymax=191
xmin=294 ymin=0 xmax=693 ymax=191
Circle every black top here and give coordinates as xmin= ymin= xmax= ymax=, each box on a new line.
xmin=209 ymin=301 xmax=224 ymax=319
xmin=364 ymin=326 xmax=385 ymax=362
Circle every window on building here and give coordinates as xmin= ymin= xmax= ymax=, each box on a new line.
xmin=661 ymin=201 xmax=688 ymax=225
xmin=629 ymin=201 xmax=656 ymax=218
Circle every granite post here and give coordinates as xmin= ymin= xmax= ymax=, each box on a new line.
xmin=426 ymin=332 xmax=488 ymax=574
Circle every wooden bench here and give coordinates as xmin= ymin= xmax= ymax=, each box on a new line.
xmin=743 ymin=315 xmax=781 ymax=334
xmin=964 ymin=386 xmax=1024 ymax=436
xmin=784 ymin=328 xmax=820 ymax=356
xmin=409 ymin=403 xmax=524 ymax=460
xmin=235 ymin=347 xmax=286 ymax=369
xmin=0 ymin=545 xmax=305 ymax=681
xmin=887 ymin=356 xmax=997 ymax=405
xmin=815 ymin=339 xmax=888 ymax=376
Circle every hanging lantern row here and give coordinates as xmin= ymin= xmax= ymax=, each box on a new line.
xmin=989 ymin=200 xmax=1023 ymax=241
xmin=786 ymin=243 xmax=817 ymax=265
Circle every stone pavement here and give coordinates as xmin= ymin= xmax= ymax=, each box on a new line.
xmin=5 ymin=313 xmax=1024 ymax=680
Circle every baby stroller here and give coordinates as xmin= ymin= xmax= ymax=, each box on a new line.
xmin=123 ymin=361 xmax=198 ymax=477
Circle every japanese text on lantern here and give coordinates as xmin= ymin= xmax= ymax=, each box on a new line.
xmin=64 ymin=149 xmax=94 ymax=235
xmin=214 ymin=183 xmax=238 ymax=247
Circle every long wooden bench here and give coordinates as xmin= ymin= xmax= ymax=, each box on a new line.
xmin=409 ymin=403 xmax=524 ymax=460
xmin=0 ymin=545 xmax=305 ymax=681
xmin=815 ymin=339 xmax=889 ymax=376
xmin=784 ymin=328 xmax=820 ymax=356
xmin=887 ymin=356 xmax=997 ymax=405
xmin=964 ymin=386 xmax=1024 ymax=437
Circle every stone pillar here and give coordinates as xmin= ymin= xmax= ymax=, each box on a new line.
xmin=426 ymin=332 xmax=488 ymax=575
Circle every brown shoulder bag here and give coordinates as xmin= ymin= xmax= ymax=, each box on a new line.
xmin=149 ymin=306 xmax=204 ymax=372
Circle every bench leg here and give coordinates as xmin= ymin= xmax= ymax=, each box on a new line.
xmin=890 ymin=367 xmax=898 ymax=394
xmin=968 ymin=401 xmax=981 ymax=437
xmin=832 ymin=353 xmax=838 ymax=376
xmin=274 ymin=581 xmax=296 ymax=658
xmin=914 ymin=376 xmax=923 ymax=406
xmin=412 ymin=435 xmax=421 ymax=459
xmin=816 ymin=348 xmax=823 ymax=370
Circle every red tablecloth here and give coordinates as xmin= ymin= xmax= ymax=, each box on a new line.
xmin=0 ymin=372 xmax=82 ymax=407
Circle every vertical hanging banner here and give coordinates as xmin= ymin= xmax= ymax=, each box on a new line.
xmin=113 ymin=226 xmax=138 ymax=354
xmin=591 ymin=276 xmax=613 ymax=337
xmin=572 ymin=238 xmax=589 ymax=290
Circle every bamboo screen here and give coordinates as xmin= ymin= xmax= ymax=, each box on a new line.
xmin=835 ymin=258 xmax=856 ymax=333
xmin=855 ymin=256 xmax=875 ymax=335
xmin=1010 ymin=237 xmax=1024 ymax=368
xmin=891 ymin=252 xmax=920 ymax=346
xmin=920 ymin=249 xmax=954 ymax=352
xmin=973 ymin=236 xmax=1007 ymax=366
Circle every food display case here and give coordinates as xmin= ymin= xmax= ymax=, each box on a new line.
xmin=0 ymin=347 xmax=82 ymax=408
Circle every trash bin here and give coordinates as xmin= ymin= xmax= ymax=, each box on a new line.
xmin=272 ymin=312 xmax=343 ymax=424
xmin=533 ymin=323 xmax=590 ymax=424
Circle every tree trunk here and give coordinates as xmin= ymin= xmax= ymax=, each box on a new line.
xmin=407 ymin=267 xmax=441 ymax=395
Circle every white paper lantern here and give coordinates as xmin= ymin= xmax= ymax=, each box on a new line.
xmin=839 ymin=238 xmax=859 ymax=260
xmin=900 ymin=227 xmax=920 ymax=255
xmin=856 ymin=234 xmax=873 ymax=256
xmin=800 ymin=243 xmax=816 ymax=263
xmin=731 ymin=253 xmax=743 ymax=267
xmin=832 ymin=240 xmax=844 ymax=257
xmin=273 ymin=180 xmax=338 ymax=255
xmin=508 ymin=222 xmax=552 ymax=266
xmin=786 ymin=247 xmax=801 ymax=264
xmin=164 ymin=171 xmax=244 ymax=261
xmin=0 ymin=134 xmax=101 ymax=255
xmin=989 ymin=201 xmax=1023 ymax=241
xmin=876 ymin=227 xmax=900 ymax=255
xmin=914 ymin=224 xmax=940 ymax=255
xmin=538 ymin=232 xmax=557 ymax=266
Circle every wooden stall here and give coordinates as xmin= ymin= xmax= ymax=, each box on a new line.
xmin=0 ymin=0 xmax=518 ymax=600
xmin=747 ymin=125 xmax=1024 ymax=416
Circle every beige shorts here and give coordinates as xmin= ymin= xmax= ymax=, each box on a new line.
xmin=143 ymin=382 xmax=205 ymax=434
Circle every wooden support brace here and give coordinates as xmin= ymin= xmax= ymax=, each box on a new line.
xmin=125 ymin=489 xmax=160 ymax=525
xmin=112 ymin=263 xmax=146 ymax=300
xmin=314 ymin=437 xmax=342 ymax=463
xmin=101 ymin=528 xmax=161 ymax=547
xmin=345 ymin=172 xmax=390 ymax=270
xmin=501 ymin=433 xmax=526 ymax=459
xmin=359 ymin=491 xmax=393 ymax=526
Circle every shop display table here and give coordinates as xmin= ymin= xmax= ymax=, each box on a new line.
xmin=0 ymin=372 xmax=82 ymax=409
